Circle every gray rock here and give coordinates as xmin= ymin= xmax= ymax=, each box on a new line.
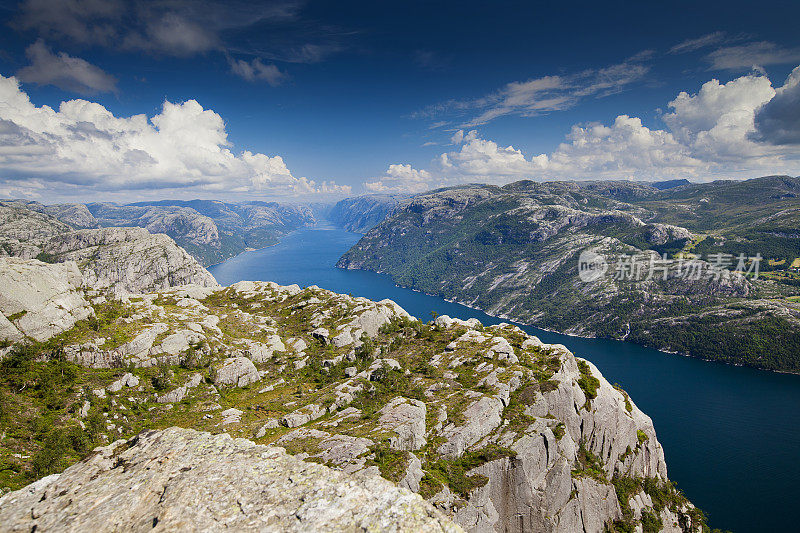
xmin=0 ymin=428 xmax=462 ymax=532
xmin=221 ymin=408 xmax=244 ymax=425
xmin=438 ymin=396 xmax=504 ymax=458
xmin=281 ymin=404 xmax=326 ymax=428
xmin=311 ymin=327 xmax=330 ymax=343
xmin=378 ymin=397 xmax=427 ymax=451
xmin=108 ymin=373 xmax=139 ymax=392
xmin=42 ymin=227 xmax=218 ymax=294
xmin=156 ymin=386 xmax=187 ymax=404
xmin=0 ymin=258 xmax=92 ymax=342
xmin=244 ymin=335 xmax=285 ymax=362
xmin=212 ymin=357 xmax=260 ymax=388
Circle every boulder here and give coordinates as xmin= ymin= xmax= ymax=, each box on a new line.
xmin=108 ymin=373 xmax=140 ymax=392
xmin=378 ymin=397 xmax=427 ymax=451
xmin=212 ymin=357 xmax=260 ymax=388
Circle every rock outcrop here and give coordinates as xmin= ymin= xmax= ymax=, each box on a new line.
xmin=0 ymin=427 xmax=461 ymax=532
xmin=41 ymin=227 xmax=217 ymax=294
xmin=0 ymin=279 xmax=703 ymax=532
xmin=0 ymin=203 xmax=218 ymax=295
xmin=0 ymin=258 xmax=92 ymax=342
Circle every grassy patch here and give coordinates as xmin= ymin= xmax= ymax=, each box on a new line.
xmin=576 ymin=360 xmax=600 ymax=408
xmin=571 ymin=442 xmax=606 ymax=482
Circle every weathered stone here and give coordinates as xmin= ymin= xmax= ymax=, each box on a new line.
xmin=108 ymin=373 xmax=139 ymax=392
xmin=221 ymin=408 xmax=244 ymax=425
xmin=438 ymin=396 xmax=504 ymax=458
xmin=212 ymin=357 xmax=260 ymax=388
xmin=281 ymin=404 xmax=326 ymax=428
xmin=0 ymin=428 xmax=462 ymax=532
xmin=0 ymin=258 xmax=92 ymax=342
xmin=378 ymin=397 xmax=427 ymax=451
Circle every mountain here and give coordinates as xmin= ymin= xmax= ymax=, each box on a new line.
xmin=0 ymin=202 xmax=217 ymax=294
xmin=88 ymin=200 xmax=315 ymax=266
xmin=651 ymin=179 xmax=691 ymax=190
xmin=337 ymin=177 xmax=800 ymax=372
xmin=329 ymin=193 xmax=411 ymax=233
xmin=0 ymin=260 xmax=703 ymax=532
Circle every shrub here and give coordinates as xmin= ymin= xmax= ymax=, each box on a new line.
xmin=576 ymin=360 xmax=600 ymax=407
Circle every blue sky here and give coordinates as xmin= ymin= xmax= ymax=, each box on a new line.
xmin=0 ymin=0 xmax=799 ymax=202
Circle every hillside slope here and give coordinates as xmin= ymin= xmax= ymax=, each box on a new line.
xmin=0 ymin=427 xmax=460 ymax=532
xmin=0 ymin=260 xmax=702 ymax=533
xmin=338 ymin=178 xmax=800 ymax=372
xmin=329 ymin=193 xmax=410 ymax=233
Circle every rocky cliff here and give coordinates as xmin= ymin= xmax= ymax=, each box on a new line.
xmin=0 ymin=427 xmax=461 ymax=532
xmin=329 ymin=193 xmax=410 ymax=233
xmin=41 ymin=227 xmax=218 ymax=294
xmin=88 ymin=200 xmax=315 ymax=265
xmin=337 ymin=179 xmax=800 ymax=373
xmin=0 ymin=203 xmax=217 ymax=294
xmin=0 ymin=263 xmax=703 ymax=532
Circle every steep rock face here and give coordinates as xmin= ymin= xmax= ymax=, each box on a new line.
xmin=0 ymin=200 xmax=98 ymax=229
xmin=41 ymin=227 xmax=218 ymax=294
xmin=0 ymin=258 xmax=92 ymax=342
xmin=0 ymin=427 xmax=461 ymax=533
xmin=329 ymin=193 xmax=410 ymax=233
xmin=0 ymin=204 xmax=217 ymax=295
xmin=337 ymin=180 xmax=800 ymax=373
xmin=88 ymin=201 xmax=316 ymax=266
xmin=0 ymin=202 xmax=71 ymax=258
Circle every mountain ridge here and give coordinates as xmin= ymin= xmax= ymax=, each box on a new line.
xmin=337 ymin=176 xmax=800 ymax=372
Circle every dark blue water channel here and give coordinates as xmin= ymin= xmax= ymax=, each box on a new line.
xmin=210 ymin=223 xmax=800 ymax=533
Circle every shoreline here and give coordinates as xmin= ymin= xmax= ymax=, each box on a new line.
xmin=208 ymin=224 xmax=800 ymax=378
xmin=343 ymin=265 xmax=800 ymax=377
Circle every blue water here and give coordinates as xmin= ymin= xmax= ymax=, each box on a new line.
xmin=210 ymin=223 xmax=800 ymax=533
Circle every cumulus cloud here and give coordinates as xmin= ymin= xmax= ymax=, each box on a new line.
xmin=372 ymin=68 xmax=800 ymax=192
xmin=16 ymin=40 xmax=117 ymax=95
xmin=413 ymin=54 xmax=651 ymax=126
xmin=228 ymin=57 xmax=288 ymax=86
xmin=663 ymin=73 xmax=776 ymax=160
xmin=706 ymin=41 xmax=800 ymax=70
xmin=753 ymin=66 xmax=800 ymax=145
xmin=0 ymin=75 xmax=348 ymax=199
xmin=364 ymin=164 xmax=432 ymax=193
xmin=440 ymin=133 xmax=546 ymax=180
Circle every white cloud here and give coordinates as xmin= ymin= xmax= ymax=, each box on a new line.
xmin=372 ymin=68 xmax=800 ymax=191
xmin=663 ymin=73 xmax=777 ymax=161
xmin=0 ymin=74 xmax=348 ymax=199
xmin=229 ymin=57 xmax=288 ymax=86
xmin=440 ymin=133 xmax=546 ymax=180
xmin=364 ymin=164 xmax=433 ymax=193
xmin=16 ymin=40 xmax=117 ymax=95
xmin=706 ymin=41 xmax=800 ymax=70
xmin=543 ymin=115 xmax=702 ymax=178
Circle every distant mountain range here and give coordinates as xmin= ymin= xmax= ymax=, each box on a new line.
xmin=0 ymin=199 xmax=316 ymax=267
xmin=337 ymin=176 xmax=800 ymax=373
